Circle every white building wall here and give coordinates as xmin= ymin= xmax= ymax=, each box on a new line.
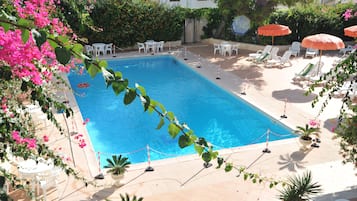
xmin=158 ymin=0 xmax=217 ymax=8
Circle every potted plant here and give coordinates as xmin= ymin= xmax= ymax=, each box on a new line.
xmin=294 ymin=122 xmax=320 ymax=151
xmin=278 ymin=171 xmax=322 ymax=201
xmin=120 ymin=193 xmax=144 ymax=201
xmin=104 ymin=154 xmax=131 ymax=187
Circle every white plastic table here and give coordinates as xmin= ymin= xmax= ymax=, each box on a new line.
xmin=220 ymin=43 xmax=232 ymax=56
xmin=145 ymin=40 xmax=158 ymax=53
xmin=92 ymin=43 xmax=106 ymax=57
xmin=18 ymin=159 xmax=54 ymax=199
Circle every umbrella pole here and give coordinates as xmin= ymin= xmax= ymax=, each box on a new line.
xmin=272 ymin=36 xmax=274 ymax=45
xmin=318 ymin=50 xmax=322 ymax=75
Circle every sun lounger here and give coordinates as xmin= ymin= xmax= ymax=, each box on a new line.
xmin=248 ymin=45 xmax=272 ymax=60
xmin=254 ymin=52 xmax=270 ymax=63
xmin=339 ymin=45 xmax=354 ymax=55
xmin=266 ymin=50 xmax=292 ymax=68
xmin=333 ymin=81 xmax=357 ymax=98
xmin=305 ymin=48 xmax=318 ymax=58
xmin=269 ymin=47 xmax=280 ymax=60
xmin=292 ymin=62 xmax=322 ymax=83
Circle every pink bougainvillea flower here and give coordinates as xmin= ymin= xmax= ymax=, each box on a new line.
xmin=24 ymin=138 xmax=37 ymax=149
xmin=83 ymin=118 xmax=90 ymax=125
xmin=11 ymin=131 xmax=22 ymax=143
xmin=73 ymin=133 xmax=86 ymax=148
xmin=342 ymin=9 xmax=353 ymax=21
xmin=43 ymin=135 xmax=49 ymax=142
xmin=79 ymin=140 xmax=87 ymax=148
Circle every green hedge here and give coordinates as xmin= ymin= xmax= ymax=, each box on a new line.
xmin=65 ymin=1 xmax=356 ymax=47
xmin=267 ymin=3 xmax=357 ymax=44
xmin=84 ymin=0 xmax=185 ymax=48
xmin=202 ymin=3 xmax=357 ymax=45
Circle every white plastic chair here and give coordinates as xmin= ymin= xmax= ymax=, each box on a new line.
xmin=305 ymin=48 xmax=318 ymax=58
xmin=157 ymin=41 xmax=164 ymax=52
xmin=36 ymin=168 xmax=60 ymax=201
xmin=137 ymin=42 xmax=146 ymax=53
xmin=213 ymin=43 xmax=221 ymax=55
xmin=289 ymin=41 xmax=301 ymax=57
xmin=105 ymin=43 xmax=114 ymax=55
xmin=84 ymin=45 xmax=94 ymax=55
xmin=231 ymin=44 xmax=239 ymax=55
xmin=93 ymin=43 xmax=105 ymax=57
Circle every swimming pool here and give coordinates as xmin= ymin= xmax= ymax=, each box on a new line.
xmin=68 ymin=55 xmax=294 ymax=165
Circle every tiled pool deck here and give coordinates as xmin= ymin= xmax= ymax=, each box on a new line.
xmin=11 ymin=43 xmax=357 ymax=201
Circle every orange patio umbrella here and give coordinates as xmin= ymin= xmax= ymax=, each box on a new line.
xmin=302 ymin=33 xmax=345 ymax=73
xmin=257 ymin=24 xmax=292 ymax=45
xmin=344 ymin=25 xmax=357 ymax=38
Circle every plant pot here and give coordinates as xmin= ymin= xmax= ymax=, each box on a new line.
xmin=299 ymin=137 xmax=312 ymax=151
xmin=111 ymin=174 xmax=124 ymax=187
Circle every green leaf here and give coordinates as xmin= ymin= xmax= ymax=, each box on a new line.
xmin=18 ymin=18 xmax=32 ymax=27
xmin=47 ymin=35 xmax=59 ymax=49
xmin=243 ymin=173 xmax=248 ymax=181
xmin=87 ymin=64 xmax=100 ymax=78
xmin=211 ymin=151 xmax=219 ymax=159
xmin=21 ymin=29 xmax=30 ymax=43
xmin=216 ymin=157 xmax=224 ymax=168
xmin=136 ymin=84 xmax=147 ymax=96
xmin=72 ymin=44 xmax=84 ymax=58
xmin=178 ymin=134 xmax=193 ymax=148
xmin=269 ymin=182 xmax=274 ymax=188
xmin=168 ymin=123 xmax=180 ymax=138
xmin=98 ymin=60 xmax=108 ymax=69
xmin=0 ymin=22 xmax=10 ymax=31
xmin=224 ymin=163 xmax=233 ymax=172
xmin=55 ymin=47 xmax=71 ymax=65
xmin=33 ymin=30 xmax=47 ymax=48
xmin=166 ymin=111 xmax=175 ymax=121
xmin=156 ymin=101 xmax=166 ymax=113
xmin=57 ymin=35 xmax=69 ymax=44
xmin=124 ymin=88 xmax=136 ymax=105
xmin=143 ymin=95 xmax=150 ymax=111
xmin=156 ymin=118 xmax=165 ymax=129
xmin=114 ymin=71 xmax=122 ymax=79
xmin=112 ymin=79 xmax=128 ymax=95
xmin=202 ymin=152 xmax=211 ymax=163
xmin=194 ymin=144 xmax=204 ymax=155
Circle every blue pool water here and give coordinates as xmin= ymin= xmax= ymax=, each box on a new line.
xmin=68 ymin=55 xmax=294 ymax=165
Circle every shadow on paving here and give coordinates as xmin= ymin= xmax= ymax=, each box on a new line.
xmin=88 ymin=186 xmax=116 ymax=201
xmin=323 ymin=117 xmax=339 ymax=132
xmin=188 ymin=45 xmax=266 ymax=90
xmin=314 ymin=185 xmax=357 ymax=201
xmin=272 ymin=88 xmax=317 ymax=103
xmin=278 ymin=149 xmax=312 ymax=172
